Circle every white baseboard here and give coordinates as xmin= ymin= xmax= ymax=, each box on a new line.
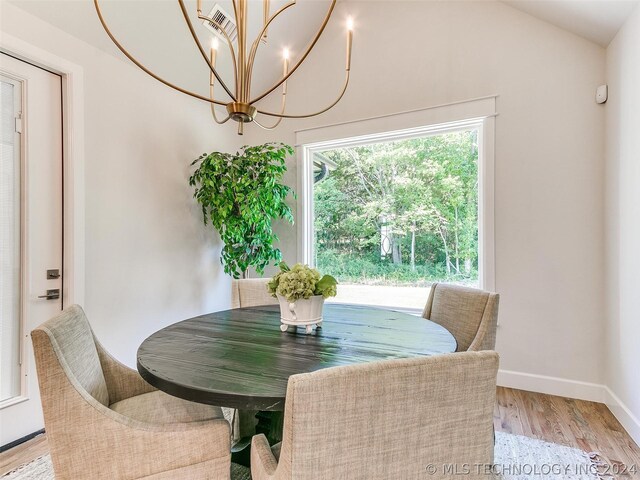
xmin=603 ymin=387 xmax=640 ymax=446
xmin=498 ymin=369 xmax=606 ymax=403
xmin=498 ymin=369 xmax=640 ymax=446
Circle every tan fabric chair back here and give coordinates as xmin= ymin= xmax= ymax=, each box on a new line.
xmin=32 ymin=304 xmax=110 ymax=406
xmin=423 ymin=283 xmax=499 ymax=352
xmin=32 ymin=306 xmax=232 ymax=479
xmin=274 ymin=351 xmax=498 ymax=480
xmin=231 ymin=278 xmax=278 ymax=308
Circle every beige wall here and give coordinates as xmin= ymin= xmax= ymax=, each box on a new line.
xmin=605 ymin=3 xmax=640 ymax=441
xmin=246 ymin=1 xmax=607 ymax=386
xmin=0 ymin=2 xmax=240 ymax=365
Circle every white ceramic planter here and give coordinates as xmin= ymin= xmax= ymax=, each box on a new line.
xmin=277 ymin=294 xmax=324 ymax=334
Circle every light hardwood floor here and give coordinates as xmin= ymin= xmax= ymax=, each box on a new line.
xmin=0 ymin=431 xmax=49 ymax=477
xmin=2 ymin=387 xmax=639 ymax=477
xmin=494 ymin=388 xmax=640 ymax=478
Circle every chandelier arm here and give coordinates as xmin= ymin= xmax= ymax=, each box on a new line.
xmin=253 ymin=87 xmax=287 ymax=129
xmin=209 ymin=85 xmax=232 ymax=124
xmin=94 ymin=0 xmax=226 ymax=106
xmin=177 ymin=0 xmax=236 ymax=101
xmin=210 ymin=104 xmax=232 ymax=124
xmin=197 ymin=15 xmax=239 ymax=94
xmin=257 ymin=70 xmax=349 ymax=119
xmin=249 ymin=0 xmax=337 ymax=105
xmin=237 ymin=0 xmax=248 ymax=102
xmin=231 ymin=0 xmax=239 ymax=28
xmin=254 ymin=117 xmax=283 ymax=130
xmin=245 ymin=1 xmax=297 ymax=97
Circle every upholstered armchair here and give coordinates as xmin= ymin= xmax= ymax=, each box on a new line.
xmin=251 ymin=351 xmax=499 ymax=480
xmin=231 ymin=278 xmax=278 ymax=309
xmin=31 ymin=305 xmax=232 ymax=479
xmin=422 ymin=283 xmax=500 ymax=351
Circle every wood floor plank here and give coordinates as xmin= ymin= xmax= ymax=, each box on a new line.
xmin=496 ymin=387 xmax=640 ymax=478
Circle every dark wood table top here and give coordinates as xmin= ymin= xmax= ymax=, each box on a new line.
xmin=137 ymin=303 xmax=457 ymax=411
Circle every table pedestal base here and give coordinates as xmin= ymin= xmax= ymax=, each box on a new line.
xmin=231 ymin=410 xmax=284 ymax=467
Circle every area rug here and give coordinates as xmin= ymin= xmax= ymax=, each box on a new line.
xmin=493 ymin=431 xmax=601 ymax=479
xmin=1 ymin=458 xmax=251 ymax=480
xmin=2 ymin=432 xmax=600 ymax=479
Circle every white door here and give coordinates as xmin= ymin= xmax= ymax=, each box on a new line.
xmin=0 ymin=53 xmax=63 ymax=446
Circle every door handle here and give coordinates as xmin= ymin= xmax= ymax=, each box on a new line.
xmin=38 ymin=289 xmax=60 ymax=300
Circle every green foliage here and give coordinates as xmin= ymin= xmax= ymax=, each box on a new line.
xmin=316 ymin=250 xmax=476 ymax=287
xmin=267 ymin=262 xmax=338 ymax=302
xmin=315 ymin=273 xmax=338 ymax=298
xmin=189 ymin=143 xmax=294 ymax=278
xmin=314 ymin=130 xmax=479 ymax=285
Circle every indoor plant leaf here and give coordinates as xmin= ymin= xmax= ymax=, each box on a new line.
xmin=190 ymin=143 xmax=295 ymax=278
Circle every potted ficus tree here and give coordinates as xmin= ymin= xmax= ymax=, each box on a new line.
xmin=267 ymin=262 xmax=338 ymax=334
xmin=189 ymin=143 xmax=294 ymax=279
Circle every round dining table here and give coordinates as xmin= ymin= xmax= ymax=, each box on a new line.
xmin=137 ymin=303 xmax=457 ymax=410
xmin=137 ymin=303 xmax=457 ymax=463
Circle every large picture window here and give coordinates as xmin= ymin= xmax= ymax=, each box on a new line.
xmin=313 ymin=129 xmax=478 ymax=309
xmin=297 ymin=98 xmax=496 ymax=311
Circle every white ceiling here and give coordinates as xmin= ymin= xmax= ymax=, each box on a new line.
xmin=502 ymin=0 xmax=639 ymax=46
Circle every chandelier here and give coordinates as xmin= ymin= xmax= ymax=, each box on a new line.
xmin=94 ymin=0 xmax=354 ymax=134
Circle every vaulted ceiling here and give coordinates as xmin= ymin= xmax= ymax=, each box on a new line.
xmin=11 ymin=0 xmax=639 ymax=57
xmin=7 ymin=0 xmax=639 ymax=101
xmin=503 ymin=0 xmax=638 ymax=46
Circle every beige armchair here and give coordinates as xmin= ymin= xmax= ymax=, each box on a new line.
xmin=422 ymin=283 xmax=500 ymax=351
xmin=31 ymin=305 xmax=232 ymax=480
xmin=251 ymin=351 xmax=499 ymax=480
xmin=231 ymin=278 xmax=278 ymax=308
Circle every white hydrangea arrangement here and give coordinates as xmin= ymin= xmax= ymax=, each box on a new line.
xmin=267 ymin=262 xmax=338 ymax=302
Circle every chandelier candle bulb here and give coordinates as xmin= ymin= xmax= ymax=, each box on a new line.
xmin=283 ymin=53 xmax=289 ymax=95
xmin=347 ymin=16 xmax=354 ymax=30
xmin=346 ymin=18 xmax=353 ymax=71
xmin=209 ymin=38 xmax=218 ymax=85
xmin=210 ymin=38 xmax=218 ymax=62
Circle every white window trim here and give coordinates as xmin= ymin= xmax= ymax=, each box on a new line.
xmin=295 ymin=96 xmax=497 ymax=292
